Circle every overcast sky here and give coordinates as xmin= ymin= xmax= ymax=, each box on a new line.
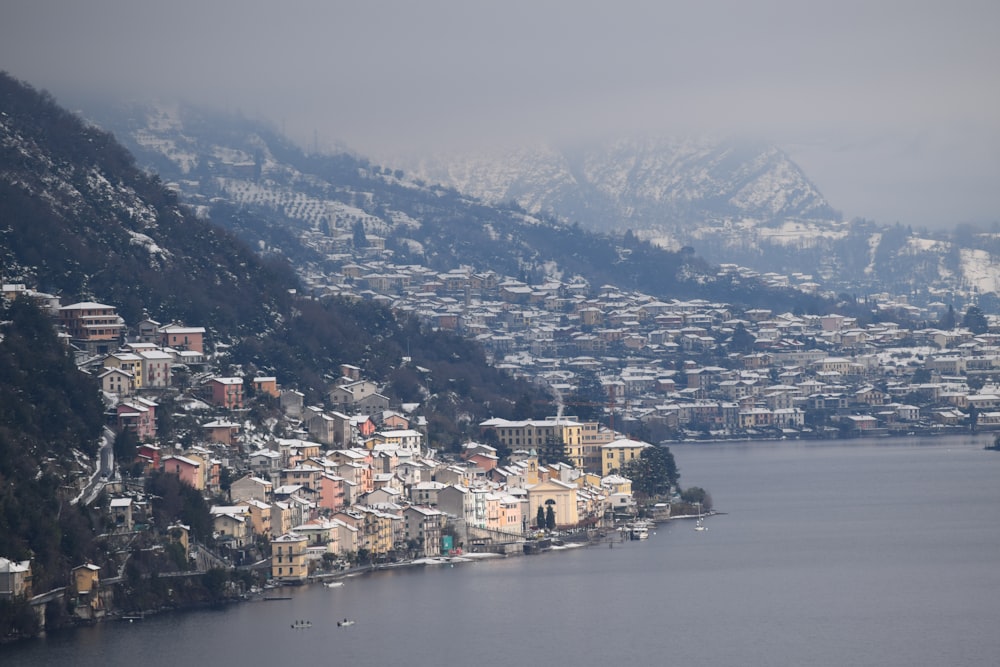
xmin=3 ymin=1 xmax=998 ymax=228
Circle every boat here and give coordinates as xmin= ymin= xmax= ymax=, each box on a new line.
xmin=291 ymin=620 xmax=312 ymax=629
xmin=324 ymin=581 xmax=344 ymax=588
xmin=694 ymin=503 xmax=707 ymax=532
xmin=337 ymin=619 xmax=355 ymax=627
xmin=627 ymin=520 xmax=650 ymax=540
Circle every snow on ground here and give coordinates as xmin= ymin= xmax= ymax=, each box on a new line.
xmin=960 ymin=248 xmax=1000 ymax=294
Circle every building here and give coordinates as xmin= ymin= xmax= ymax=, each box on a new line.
xmin=600 ymin=439 xmax=652 ymax=476
xmin=59 ymin=302 xmax=125 ymax=353
xmin=480 ymin=417 xmax=584 ymax=463
xmin=117 ymin=398 xmax=158 ymax=441
xmin=159 ymin=323 xmax=206 ymax=353
xmin=209 ymin=377 xmax=244 ymax=410
xmin=403 ymin=506 xmax=445 ymax=557
xmin=0 ymin=557 xmax=32 ymax=599
xmin=526 ymin=479 xmax=580 ymax=529
xmin=162 ymin=454 xmax=203 ymax=490
xmin=271 ymin=533 xmax=309 ymax=582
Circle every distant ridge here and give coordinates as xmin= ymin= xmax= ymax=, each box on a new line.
xmin=399 ymin=137 xmax=840 ymax=235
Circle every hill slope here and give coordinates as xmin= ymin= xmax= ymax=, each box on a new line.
xmin=0 ymin=72 xmax=551 ymax=440
xmin=84 ymin=101 xmax=832 ymax=314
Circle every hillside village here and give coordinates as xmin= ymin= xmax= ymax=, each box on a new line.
xmin=3 ymin=253 xmax=997 ymax=630
xmin=0 ymin=284 xmax=658 ymax=632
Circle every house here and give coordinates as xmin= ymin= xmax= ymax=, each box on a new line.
xmin=167 ymin=523 xmax=190 ymax=559
xmin=600 ymin=439 xmax=651 ymax=476
xmin=244 ymin=499 xmax=272 ymax=538
xmin=248 ymin=449 xmax=282 ymax=479
xmin=253 ymin=376 xmax=279 ymax=398
xmin=71 ymin=563 xmax=103 ymax=617
xmin=0 ymin=557 xmax=32 ymax=599
xmin=109 ymin=497 xmax=134 ymax=531
xmin=329 ymin=379 xmax=381 ymax=411
xmin=280 ymin=389 xmax=305 ymax=418
xmin=135 ymin=443 xmax=161 ymax=472
xmin=117 ymin=398 xmax=158 ymax=440
xmin=403 ymin=506 xmax=445 ymax=557
xmin=203 ymin=420 xmax=240 ymax=446
xmin=209 ymin=377 xmax=244 ymax=410
xmin=161 ymin=455 xmax=203 ymax=490
xmin=99 ymin=367 xmax=135 ymax=396
xmin=59 ymin=302 xmax=125 ymax=353
xmin=317 ymin=473 xmax=349 ymax=513
xmin=137 ymin=349 xmax=172 ymax=388
xmin=372 ymin=429 xmax=423 ymax=456
xmin=409 ymin=481 xmax=447 ymax=506
xmin=159 ymin=323 xmax=206 ymax=353
xmin=231 ymin=475 xmax=273 ymax=503
xmin=104 ymin=352 xmax=144 ymax=388
xmin=210 ymin=506 xmax=251 ymax=549
xmin=271 ymin=533 xmax=309 ymax=582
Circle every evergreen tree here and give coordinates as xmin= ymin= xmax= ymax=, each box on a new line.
xmin=545 ymin=504 xmax=556 ymax=531
xmin=730 ymin=322 xmax=756 ymax=353
xmin=622 ymin=445 xmax=679 ymax=499
xmin=536 ymin=505 xmax=545 ymax=530
xmin=962 ymin=306 xmax=989 ymax=334
xmin=938 ymin=305 xmax=957 ymax=330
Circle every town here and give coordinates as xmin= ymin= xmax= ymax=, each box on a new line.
xmin=1 ymin=260 xmax=995 ymax=629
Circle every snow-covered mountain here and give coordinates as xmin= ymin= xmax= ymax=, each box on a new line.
xmin=88 ymin=99 xmax=1000 ymax=310
xmin=401 ymin=137 xmax=840 ymax=237
xmin=399 ymin=138 xmax=1000 ymax=308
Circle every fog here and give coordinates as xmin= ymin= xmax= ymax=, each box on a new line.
xmin=3 ymin=1 xmax=998 ymax=228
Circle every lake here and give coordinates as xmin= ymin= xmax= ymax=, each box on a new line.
xmin=5 ymin=435 xmax=1000 ymax=666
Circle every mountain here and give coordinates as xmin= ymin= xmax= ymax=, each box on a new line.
xmin=399 ymin=139 xmax=1000 ymax=310
xmin=401 ymin=137 xmax=840 ymax=238
xmin=80 ymin=101 xmax=832 ymax=315
xmin=0 ymin=72 xmax=553 ymax=442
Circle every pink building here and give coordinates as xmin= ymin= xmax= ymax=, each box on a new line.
xmin=161 ymin=455 xmax=203 ymax=490
xmin=159 ymin=324 xmax=206 ymax=353
xmin=210 ymin=377 xmax=244 ymax=410
xmin=318 ymin=473 xmax=348 ymax=513
xmin=117 ymin=398 xmax=158 ymax=441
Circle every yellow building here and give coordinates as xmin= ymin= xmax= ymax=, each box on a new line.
xmin=481 ymin=418 xmax=584 ymax=466
xmin=526 ymin=479 xmax=580 ymax=529
xmin=601 ymin=439 xmax=652 ymax=476
xmin=104 ymin=352 xmax=144 ymax=388
xmin=71 ymin=563 xmax=102 ymax=615
xmin=271 ymin=533 xmax=309 ymax=582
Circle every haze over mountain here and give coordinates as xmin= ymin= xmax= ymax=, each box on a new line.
xmin=400 ymin=138 xmax=840 ymax=237
xmin=2 ymin=2 xmax=998 ymax=230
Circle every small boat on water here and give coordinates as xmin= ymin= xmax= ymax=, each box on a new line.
xmin=324 ymin=581 xmax=344 ymax=588
xmin=291 ymin=620 xmax=312 ymax=629
xmin=337 ymin=618 xmax=355 ymax=627
xmin=694 ymin=503 xmax=707 ymax=532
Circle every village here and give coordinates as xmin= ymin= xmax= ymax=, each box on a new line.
xmin=3 ymin=261 xmax=998 ymax=624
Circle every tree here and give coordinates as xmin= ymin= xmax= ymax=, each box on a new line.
xmin=729 ymin=321 xmax=756 ymax=353
xmin=938 ymin=305 xmax=957 ymax=330
xmin=113 ymin=428 xmax=139 ymax=473
xmin=622 ymin=445 xmax=679 ymax=499
xmin=536 ymin=505 xmax=545 ymax=530
xmin=568 ymin=369 xmax=605 ymax=423
xmin=545 ymin=503 xmax=556 ymax=531
xmin=352 ymin=221 xmax=368 ymax=248
xmin=962 ymin=306 xmax=989 ymax=335
xmin=680 ymin=486 xmax=713 ymax=511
